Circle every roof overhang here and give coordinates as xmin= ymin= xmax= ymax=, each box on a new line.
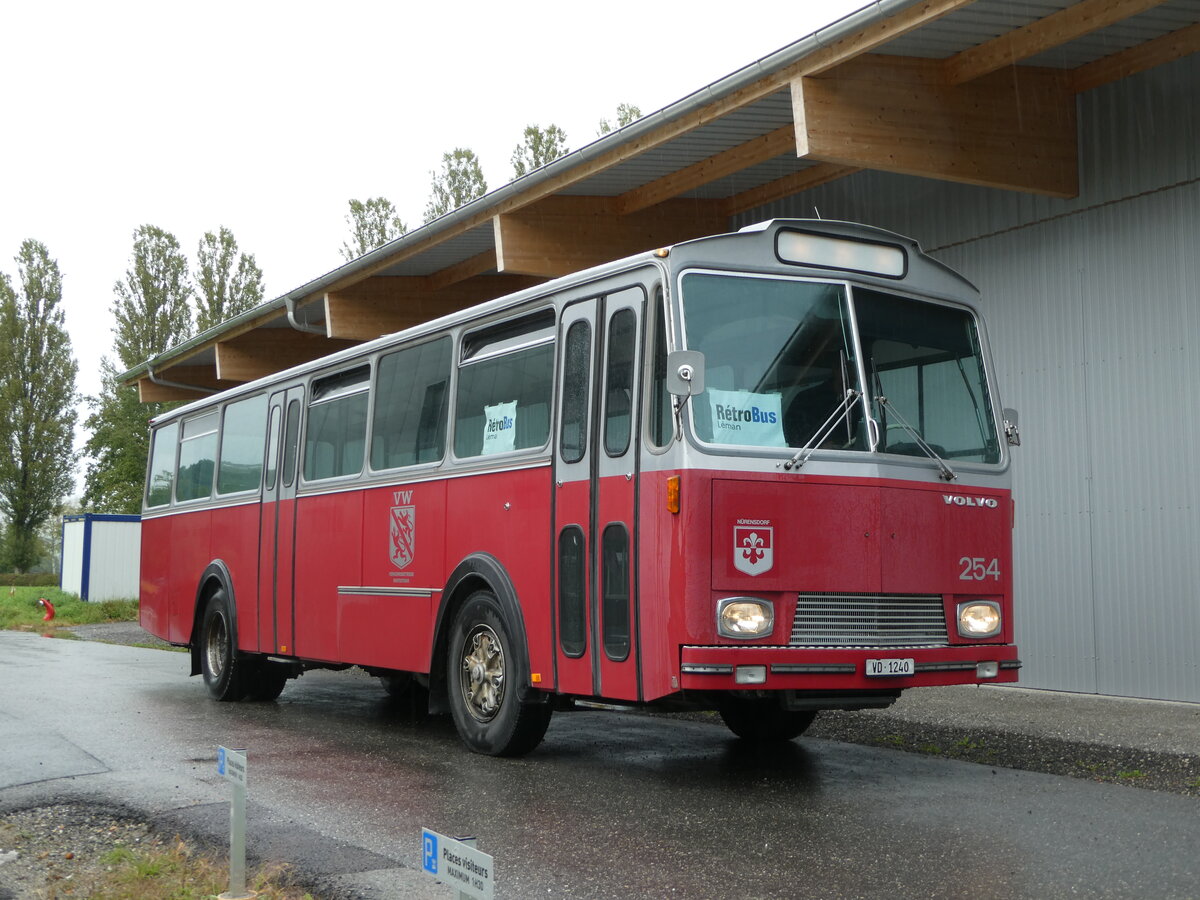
xmin=121 ymin=0 xmax=1200 ymax=400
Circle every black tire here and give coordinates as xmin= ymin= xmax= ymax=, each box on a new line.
xmin=200 ymin=588 xmax=250 ymax=701
xmin=718 ymin=697 xmax=818 ymax=742
xmin=244 ymin=661 xmax=289 ymax=701
xmin=446 ymin=590 xmax=552 ymax=756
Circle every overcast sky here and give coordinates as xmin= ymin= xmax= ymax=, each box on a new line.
xmin=0 ymin=0 xmax=867 ymax=425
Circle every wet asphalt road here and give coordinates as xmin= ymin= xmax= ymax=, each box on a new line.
xmin=1 ymin=631 xmax=1197 ymax=899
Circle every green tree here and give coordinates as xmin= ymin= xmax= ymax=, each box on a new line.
xmin=0 ymin=241 xmax=79 ymax=572
xmin=195 ymin=226 xmax=264 ymax=332
xmin=511 ymin=124 xmax=569 ymax=178
xmin=83 ymin=225 xmax=194 ymax=513
xmin=424 ymin=148 xmax=488 ymax=223
xmin=82 ymin=361 xmax=159 ymax=514
xmin=597 ymin=103 xmax=642 ymax=136
xmin=111 ymin=225 xmax=193 ymax=368
xmin=341 ymin=197 xmax=408 ymax=261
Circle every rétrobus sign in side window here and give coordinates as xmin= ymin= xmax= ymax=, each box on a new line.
xmin=454 ymin=311 xmax=555 ymax=458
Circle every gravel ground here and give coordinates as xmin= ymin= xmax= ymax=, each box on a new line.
xmin=0 ymin=802 xmax=166 ymax=900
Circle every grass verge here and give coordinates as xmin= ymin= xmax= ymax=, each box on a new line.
xmin=82 ymin=838 xmax=315 ymax=900
xmin=0 ymin=586 xmax=137 ymax=633
xmin=0 ymin=805 xmax=316 ymax=900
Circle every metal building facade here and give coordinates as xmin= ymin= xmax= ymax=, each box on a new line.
xmin=736 ymin=54 xmax=1200 ymax=702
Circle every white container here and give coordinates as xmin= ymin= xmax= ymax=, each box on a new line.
xmin=60 ymin=514 xmax=141 ymax=601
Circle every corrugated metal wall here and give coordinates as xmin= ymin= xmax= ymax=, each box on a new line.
xmin=88 ymin=521 xmax=142 ymax=602
xmin=735 ymin=54 xmax=1200 ymax=701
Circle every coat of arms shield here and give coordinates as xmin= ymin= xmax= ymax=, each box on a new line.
xmin=733 ymin=525 xmax=773 ymax=576
xmin=390 ymin=505 xmax=415 ymax=569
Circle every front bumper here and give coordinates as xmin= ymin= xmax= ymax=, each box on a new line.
xmin=679 ymin=643 xmax=1020 ymax=691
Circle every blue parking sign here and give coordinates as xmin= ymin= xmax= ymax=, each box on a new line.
xmin=422 ymin=829 xmax=438 ymax=875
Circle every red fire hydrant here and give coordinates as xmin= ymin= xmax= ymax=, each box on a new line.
xmin=38 ymin=598 xmax=55 ymax=621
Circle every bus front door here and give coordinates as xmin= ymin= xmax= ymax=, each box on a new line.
xmin=553 ymin=287 xmax=643 ymax=701
xmin=258 ymin=386 xmax=303 ymax=656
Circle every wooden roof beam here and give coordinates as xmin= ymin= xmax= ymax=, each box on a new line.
xmin=944 ymin=0 xmax=1169 ymax=85
xmin=324 ymin=274 xmax=545 ymax=341
xmin=720 ymin=163 xmax=863 ymax=217
xmin=1069 ymin=21 xmax=1200 ymax=94
xmin=493 ymin=195 xmax=727 ymax=279
xmin=616 ymin=126 xmax=797 ymax=215
xmin=481 ymin=0 xmax=975 ymax=221
xmin=793 ymin=54 xmax=1078 ymax=198
xmin=215 ymin=329 xmax=358 ymax=383
xmin=137 ymin=366 xmax=238 ymax=403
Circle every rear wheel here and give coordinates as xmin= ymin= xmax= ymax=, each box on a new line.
xmin=447 ymin=590 xmax=551 ymax=756
xmin=200 ymin=589 xmax=249 ymax=701
xmin=718 ymin=697 xmax=817 ymax=742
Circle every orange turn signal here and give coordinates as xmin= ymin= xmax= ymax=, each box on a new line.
xmin=666 ymin=475 xmax=680 ymax=514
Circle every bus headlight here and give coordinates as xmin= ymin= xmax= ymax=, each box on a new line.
xmin=717 ymin=598 xmax=774 ymax=639
xmin=957 ymin=601 xmax=1002 ymax=638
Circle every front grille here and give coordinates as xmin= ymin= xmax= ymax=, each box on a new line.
xmin=791 ymin=592 xmax=948 ymax=647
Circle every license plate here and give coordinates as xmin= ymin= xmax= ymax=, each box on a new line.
xmin=865 ymin=657 xmax=915 ymax=677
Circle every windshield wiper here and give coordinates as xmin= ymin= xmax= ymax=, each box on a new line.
xmin=782 ymin=389 xmax=861 ymax=471
xmin=874 ymin=395 xmax=957 ymax=481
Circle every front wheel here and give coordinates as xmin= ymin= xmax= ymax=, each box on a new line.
xmin=446 ymin=591 xmax=551 ymax=756
xmin=200 ymin=589 xmax=249 ymax=701
xmin=718 ymin=697 xmax=817 ymax=742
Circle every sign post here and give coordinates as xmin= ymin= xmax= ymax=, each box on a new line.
xmin=421 ymin=828 xmax=494 ymax=900
xmin=217 ymin=746 xmax=255 ymax=900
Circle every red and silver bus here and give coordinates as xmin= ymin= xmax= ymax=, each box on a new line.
xmin=139 ymin=219 xmax=1020 ymax=756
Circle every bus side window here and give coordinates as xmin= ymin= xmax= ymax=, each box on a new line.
xmin=370 ymin=337 xmax=451 ymax=471
xmin=176 ymin=412 xmax=218 ymax=502
xmin=145 ymin=420 xmax=179 ymax=508
xmin=304 ymin=367 xmax=369 ymax=481
xmin=454 ymin=310 xmax=555 ymax=459
xmin=217 ymin=394 xmax=268 ymax=495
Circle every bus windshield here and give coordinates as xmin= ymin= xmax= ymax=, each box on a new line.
xmin=854 ymin=286 xmax=1000 ymax=464
xmin=679 ymin=272 xmax=999 ymax=463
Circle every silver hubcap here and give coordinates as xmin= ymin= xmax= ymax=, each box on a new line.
xmin=206 ymin=614 xmax=228 ymax=678
xmin=459 ymin=625 xmax=504 ymax=722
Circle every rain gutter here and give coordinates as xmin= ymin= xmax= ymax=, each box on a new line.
xmin=118 ymin=0 xmax=919 ymax=388
xmin=146 ymin=362 xmax=219 ymax=396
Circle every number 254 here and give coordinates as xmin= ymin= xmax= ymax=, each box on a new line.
xmin=959 ymin=556 xmax=1000 ymax=580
